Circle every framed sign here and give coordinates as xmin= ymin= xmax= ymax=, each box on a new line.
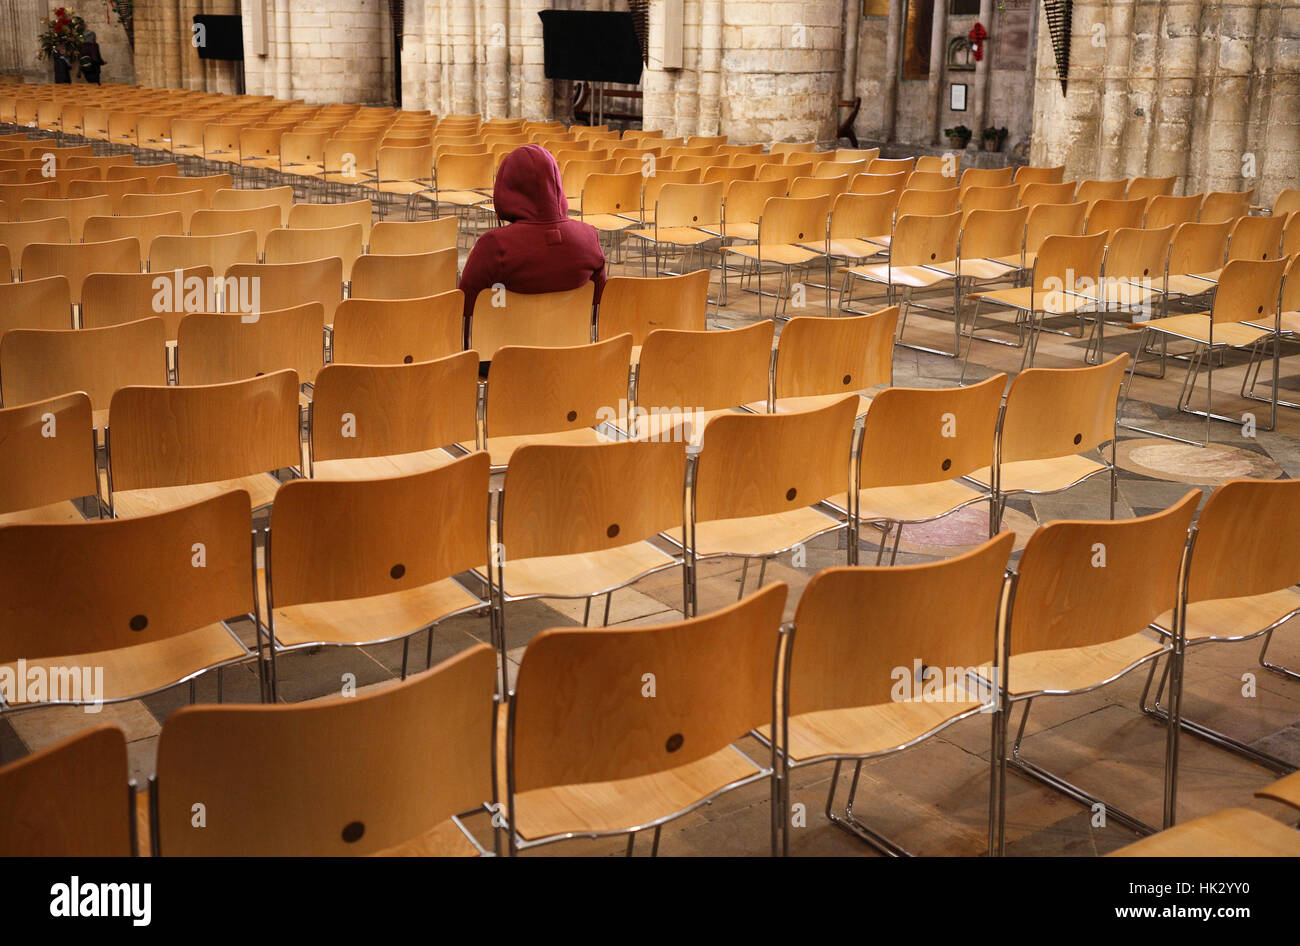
xmin=950 ymin=83 xmax=968 ymax=111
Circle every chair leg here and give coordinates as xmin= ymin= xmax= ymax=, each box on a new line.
xmin=737 ymin=557 xmax=749 ymax=600
xmin=1260 ymin=627 xmax=1300 ymax=682
xmin=823 ymin=759 xmax=912 ymax=856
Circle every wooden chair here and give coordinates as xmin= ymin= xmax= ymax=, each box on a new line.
xmin=469 ymin=283 xmax=595 ymax=362
xmin=18 ymin=194 xmax=112 ymax=241
xmin=106 ymin=369 xmax=302 ymax=518
xmin=847 ymin=375 xmax=1003 ymax=563
xmin=151 ymin=231 xmax=257 ymax=286
xmin=781 ymin=532 xmax=1014 ymax=855
xmin=998 ymin=492 xmax=1199 ymax=843
xmin=373 ymin=145 xmax=436 ymax=218
xmin=1127 ymin=175 xmax=1176 ymax=201
xmin=226 ymin=257 xmax=343 ymax=326
xmin=504 ymin=583 xmax=788 ymax=855
xmin=287 ymin=198 xmax=374 ymax=246
xmin=107 ymin=161 xmax=180 ymax=192
xmin=0 ymin=217 xmax=68 ymax=276
xmin=0 ymin=275 xmax=72 ymax=335
xmin=0 ymin=180 xmax=59 ymax=221
xmin=816 ymin=193 xmax=896 ymax=282
xmin=176 ymin=302 xmax=325 ymax=387
xmin=1079 ymin=225 xmax=1174 ymax=360
xmin=331 ymin=291 xmax=464 ymax=366
xmin=0 ymin=391 xmax=97 ymax=526
xmin=67 ymin=177 xmax=148 ymax=214
xmin=722 ymin=194 xmax=832 ymax=317
xmin=1199 ymin=189 xmax=1253 ymax=224
xmin=262 ymin=455 xmax=490 ymax=696
xmin=264 ymin=223 xmax=363 ymax=282
xmin=595 ymin=269 xmax=709 ymax=355
xmin=153 ymin=644 xmax=496 ymax=855
xmin=190 ymin=206 xmax=281 ymax=256
xmin=483 ymin=439 xmax=688 ymax=668
xmin=121 ymin=189 xmax=206 ymax=229
xmin=82 ymin=266 xmax=213 ymax=341
xmin=850 ymin=170 xmax=909 ymax=196
xmin=1120 ymin=257 xmax=1288 ymax=443
xmin=789 ymin=175 xmax=851 ymax=200
xmin=628 ymin=321 xmax=773 ymax=442
xmin=211 ymin=185 xmax=294 ymax=227
xmin=1160 ymin=219 xmax=1231 ymax=303
xmin=767 ymin=306 xmax=898 ymax=416
xmin=1140 ymin=478 xmax=1300 ymax=774
xmin=350 ymin=248 xmax=457 ymax=299
xmin=906 ymin=170 xmax=958 ymax=192
xmin=0 ymin=489 xmax=258 ymax=706
xmin=309 ymin=351 xmax=479 ymax=480
xmin=479 ymin=334 xmax=632 ymax=468
xmin=628 ymin=180 xmax=725 ymax=278
xmin=20 ymin=237 xmax=141 ymax=308
xmin=369 ymin=216 xmax=457 ymax=255
xmin=1109 ymin=805 xmax=1300 ymax=857
xmin=1144 ymin=193 xmax=1202 ymax=230
xmin=578 ymin=171 xmax=645 ymax=247
xmin=1017 ymin=180 xmax=1078 ymax=207
xmin=1086 ymin=196 xmax=1147 ymax=235
xmin=680 ymin=396 xmax=858 ymax=613
xmin=155 ymin=173 xmax=234 ymax=208
xmin=703 ymin=178 xmax=785 ymax=248
xmin=1075 ymin=179 xmax=1128 ymax=206
xmin=0 ymin=727 xmax=136 ymax=856
xmin=1013 ymin=166 xmax=1066 ymax=185
xmin=83 ymin=210 xmax=183 ymax=259
xmin=972 ymin=354 xmax=1128 ymax=534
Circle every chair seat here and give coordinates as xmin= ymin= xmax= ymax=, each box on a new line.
xmin=270 ymin=576 xmax=481 ymax=648
xmin=474 ymin=426 xmax=608 ymax=468
xmin=752 ymin=393 xmax=873 ymax=417
xmin=479 ymin=541 xmax=677 ymax=600
xmin=969 ymin=285 xmax=1093 ymax=315
xmin=628 ymin=226 xmax=716 ymax=247
xmin=714 ymin=222 xmax=758 ymax=242
xmin=1256 ymin=771 xmax=1300 ymax=811
xmin=0 ymin=622 xmax=249 ymax=705
xmin=1108 ymin=807 xmax=1300 ymax=857
xmin=281 ymin=163 xmax=324 ymax=177
xmin=435 ymin=189 xmax=489 ymax=206
xmin=379 ymin=180 xmax=433 ymax=196
xmin=508 ymin=741 xmax=764 ymax=842
xmin=583 ymin=213 xmax=639 ymax=232
xmin=839 ymin=479 xmax=988 ymax=525
xmin=968 ymin=454 xmax=1107 ymax=495
xmin=820 ymin=237 xmax=887 ymax=259
xmin=1165 ymin=272 xmax=1219 ymax=297
xmin=724 ymin=243 xmax=823 ymax=266
xmin=311 ymin=448 xmax=458 ymax=481
xmin=616 ymin=406 xmax=737 ymax=444
xmin=1007 ymin=631 xmax=1166 ymax=697
xmin=0 ymin=499 xmax=87 ymax=527
xmin=930 ymin=258 xmax=1020 ymax=281
xmin=666 ymin=506 xmax=843 ymax=558
xmin=1153 ymin=588 xmax=1300 ymax=643
xmin=370 ymin=818 xmax=482 ymax=857
xmin=848 ymin=262 xmax=957 ymax=289
xmin=770 ymin=693 xmax=986 ymax=763
xmin=1144 ymin=311 xmax=1270 ymax=348
xmin=111 ymin=473 xmax=283 ymax=518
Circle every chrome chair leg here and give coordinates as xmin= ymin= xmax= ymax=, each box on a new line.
xmin=823 ymin=759 xmax=912 ymax=857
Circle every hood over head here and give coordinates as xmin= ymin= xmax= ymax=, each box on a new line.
xmin=493 ymin=144 xmax=568 ymax=223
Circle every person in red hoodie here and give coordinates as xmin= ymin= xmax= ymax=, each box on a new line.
xmin=458 ymin=144 xmax=606 ymax=362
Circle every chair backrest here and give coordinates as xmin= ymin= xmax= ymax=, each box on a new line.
xmin=828 ymin=191 xmax=898 ymax=241
xmin=107 ymin=162 xmax=180 ymax=191
xmin=1018 ymin=180 xmax=1078 ymax=207
xmin=107 ymin=370 xmax=301 ymax=493
xmin=789 ymin=533 xmax=1013 ymax=715
xmin=19 ymin=194 xmax=112 ymax=240
xmin=311 ymin=351 xmax=479 ymax=463
xmin=190 ymin=205 xmax=281 ymax=254
xmin=960 ymin=206 xmax=1029 ymax=260
xmin=1199 ymin=189 xmax=1253 ymax=224
xmin=1168 ymin=219 xmax=1231 ymax=276
xmin=509 ymin=583 xmax=786 ymax=793
xmin=83 ymin=210 xmax=184 ymax=258
xmin=331 ymin=291 xmax=464 ymax=366
xmin=1013 ymin=165 xmax=1066 ymax=185
xmin=789 ymin=175 xmax=851 ymax=200
xmin=67 ymin=176 xmax=147 ymax=213
xmin=155 ymin=173 xmax=233 ymax=206
xmin=0 ymin=274 xmax=72 ymax=334
xmin=889 ymin=211 xmax=961 ymax=269
xmin=1144 ymin=194 xmax=1202 ymax=230
xmin=211 ymin=185 xmax=294 ymax=227
xmin=1075 ymin=179 xmax=1128 ymax=204
xmin=265 ymin=223 xmax=363 ymax=280
xmin=906 ymin=170 xmax=958 ymax=192
xmin=350 ymin=248 xmax=457 ymax=300
xmin=636 ymin=321 xmax=773 ymax=422
xmin=757 ymin=194 xmax=832 ymax=246
xmin=722 ymin=178 xmax=787 ymax=228
xmin=998 ymin=354 xmax=1128 ymax=464
xmin=176 ymin=303 xmax=325 ymax=386
xmin=121 ymin=189 xmax=206 ymax=229
xmin=81 ymin=265 xmax=213 ymax=339
xmin=1187 ymin=479 xmax=1300 ymax=603
xmin=773 ymin=306 xmax=898 ymax=403
xmin=469 ymin=282 xmax=595 ymax=361
xmin=960 ymin=166 xmax=1015 ymax=193
xmin=654 ymin=180 xmax=724 ymax=229
xmin=1208 ymin=258 xmax=1286 ymax=326
xmin=369 ymin=216 xmax=458 ymax=255
xmin=1102 ymin=225 xmax=1174 ymax=285
xmin=1086 ymin=196 xmax=1147 ymax=235
xmin=287 ymin=199 xmax=374 ymax=244
xmin=693 ymin=396 xmax=858 ymax=524
xmin=1227 ymin=214 xmax=1285 ymax=262
xmin=596 ymin=269 xmax=708 ymax=343
xmin=1271 ymin=189 xmax=1300 ymax=217
xmin=849 ymin=170 xmax=909 ymax=195
xmin=578 ymin=170 xmax=642 ymax=219
xmin=0 ymin=317 xmax=166 ymax=415
xmin=0 ymin=391 xmax=97 ymax=518
xmin=895 ymin=187 xmax=960 ymax=216
xmin=151 ymin=231 xmax=257 ymax=283
xmin=154 ymin=639 xmax=495 ymax=856
xmin=0 ymin=727 xmax=134 ymax=856
xmin=869 ymin=157 xmax=915 ymax=175
xmin=1127 ymin=175 xmax=1176 ymax=201
xmin=1032 ymin=230 xmax=1108 ymax=293
xmin=501 ymin=439 xmax=687 ymax=561
xmin=1010 ymin=492 xmax=1199 ymax=655
xmin=960 ymin=184 xmax=1020 ymax=219
xmin=858 ymin=374 xmax=1004 ymax=489
xmin=0 ymin=488 xmax=255 ymax=662
xmin=226 ymin=258 xmax=343 ymax=324
xmin=0 ymin=216 xmax=70 ymax=268
xmin=0 ymin=180 xmax=59 ymax=221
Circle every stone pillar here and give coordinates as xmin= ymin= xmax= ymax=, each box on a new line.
xmin=274 ymin=0 xmax=291 ymax=100
xmin=970 ymin=0 xmax=993 ymax=136
xmin=484 ymin=0 xmax=509 ymax=118
xmin=672 ymin=0 xmax=701 ymax=138
xmin=926 ymin=0 xmax=947 ymax=145
xmin=697 ymin=0 xmax=723 ymax=136
xmin=882 ymin=0 xmax=903 ymax=141
xmin=519 ymin=0 xmax=552 ymax=120
xmin=1096 ymin=0 xmax=1135 ymax=179
xmin=841 ymin=0 xmax=860 ymax=103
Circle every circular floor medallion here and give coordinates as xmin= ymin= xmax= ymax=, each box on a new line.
xmin=1116 ymin=438 xmax=1282 ymax=485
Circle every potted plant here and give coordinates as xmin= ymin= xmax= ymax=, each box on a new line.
xmin=37 ymin=7 xmax=87 ymax=83
xmin=944 ymin=125 xmax=972 ymax=149
xmin=982 ymin=126 xmax=1009 ymax=152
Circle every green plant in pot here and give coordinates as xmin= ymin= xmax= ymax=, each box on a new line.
xmin=944 ymin=125 xmax=972 ymax=149
xmin=982 ymin=126 xmax=1009 ymax=152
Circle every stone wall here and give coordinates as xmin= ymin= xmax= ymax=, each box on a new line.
xmin=134 ymin=0 xmax=240 ymax=93
xmin=1 ymin=0 xmax=135 ymax=85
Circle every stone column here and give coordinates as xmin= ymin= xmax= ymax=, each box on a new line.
xmin=926 ymin=0 xmax=947 ymax=144
xmin=697 ymin=0 xmax=723 ymax=135
xmin=274 ymin=0 xmax=292 ymax=100
xmin=484 ymin=0 xmax=509 ymax=118
xmin=841 ymin=0 xmax=860 ymax=104
xmin=882 ymin=0 xmax=903 ymax=141
xmin=1148 ymin=0 xmax=1202 ymax=192
xmin=519 ymin=0 xmax=552 ymax=120
xmin=970 ymin=0 xmax=993 ymax=136
xmin=1097 ymin=0 xmax=1135 ymax=179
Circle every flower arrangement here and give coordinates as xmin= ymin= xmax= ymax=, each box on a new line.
xmin=982 ymin=126 xmax=1009 ymax=151
xmin=944 ymin=124 xmax=973 ymax=148
xmin=37 ymin=7 xmax=87 ymax=63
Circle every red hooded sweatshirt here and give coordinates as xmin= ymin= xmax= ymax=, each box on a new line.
xmin=458 ymin=144 xmax=607 ymax=325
